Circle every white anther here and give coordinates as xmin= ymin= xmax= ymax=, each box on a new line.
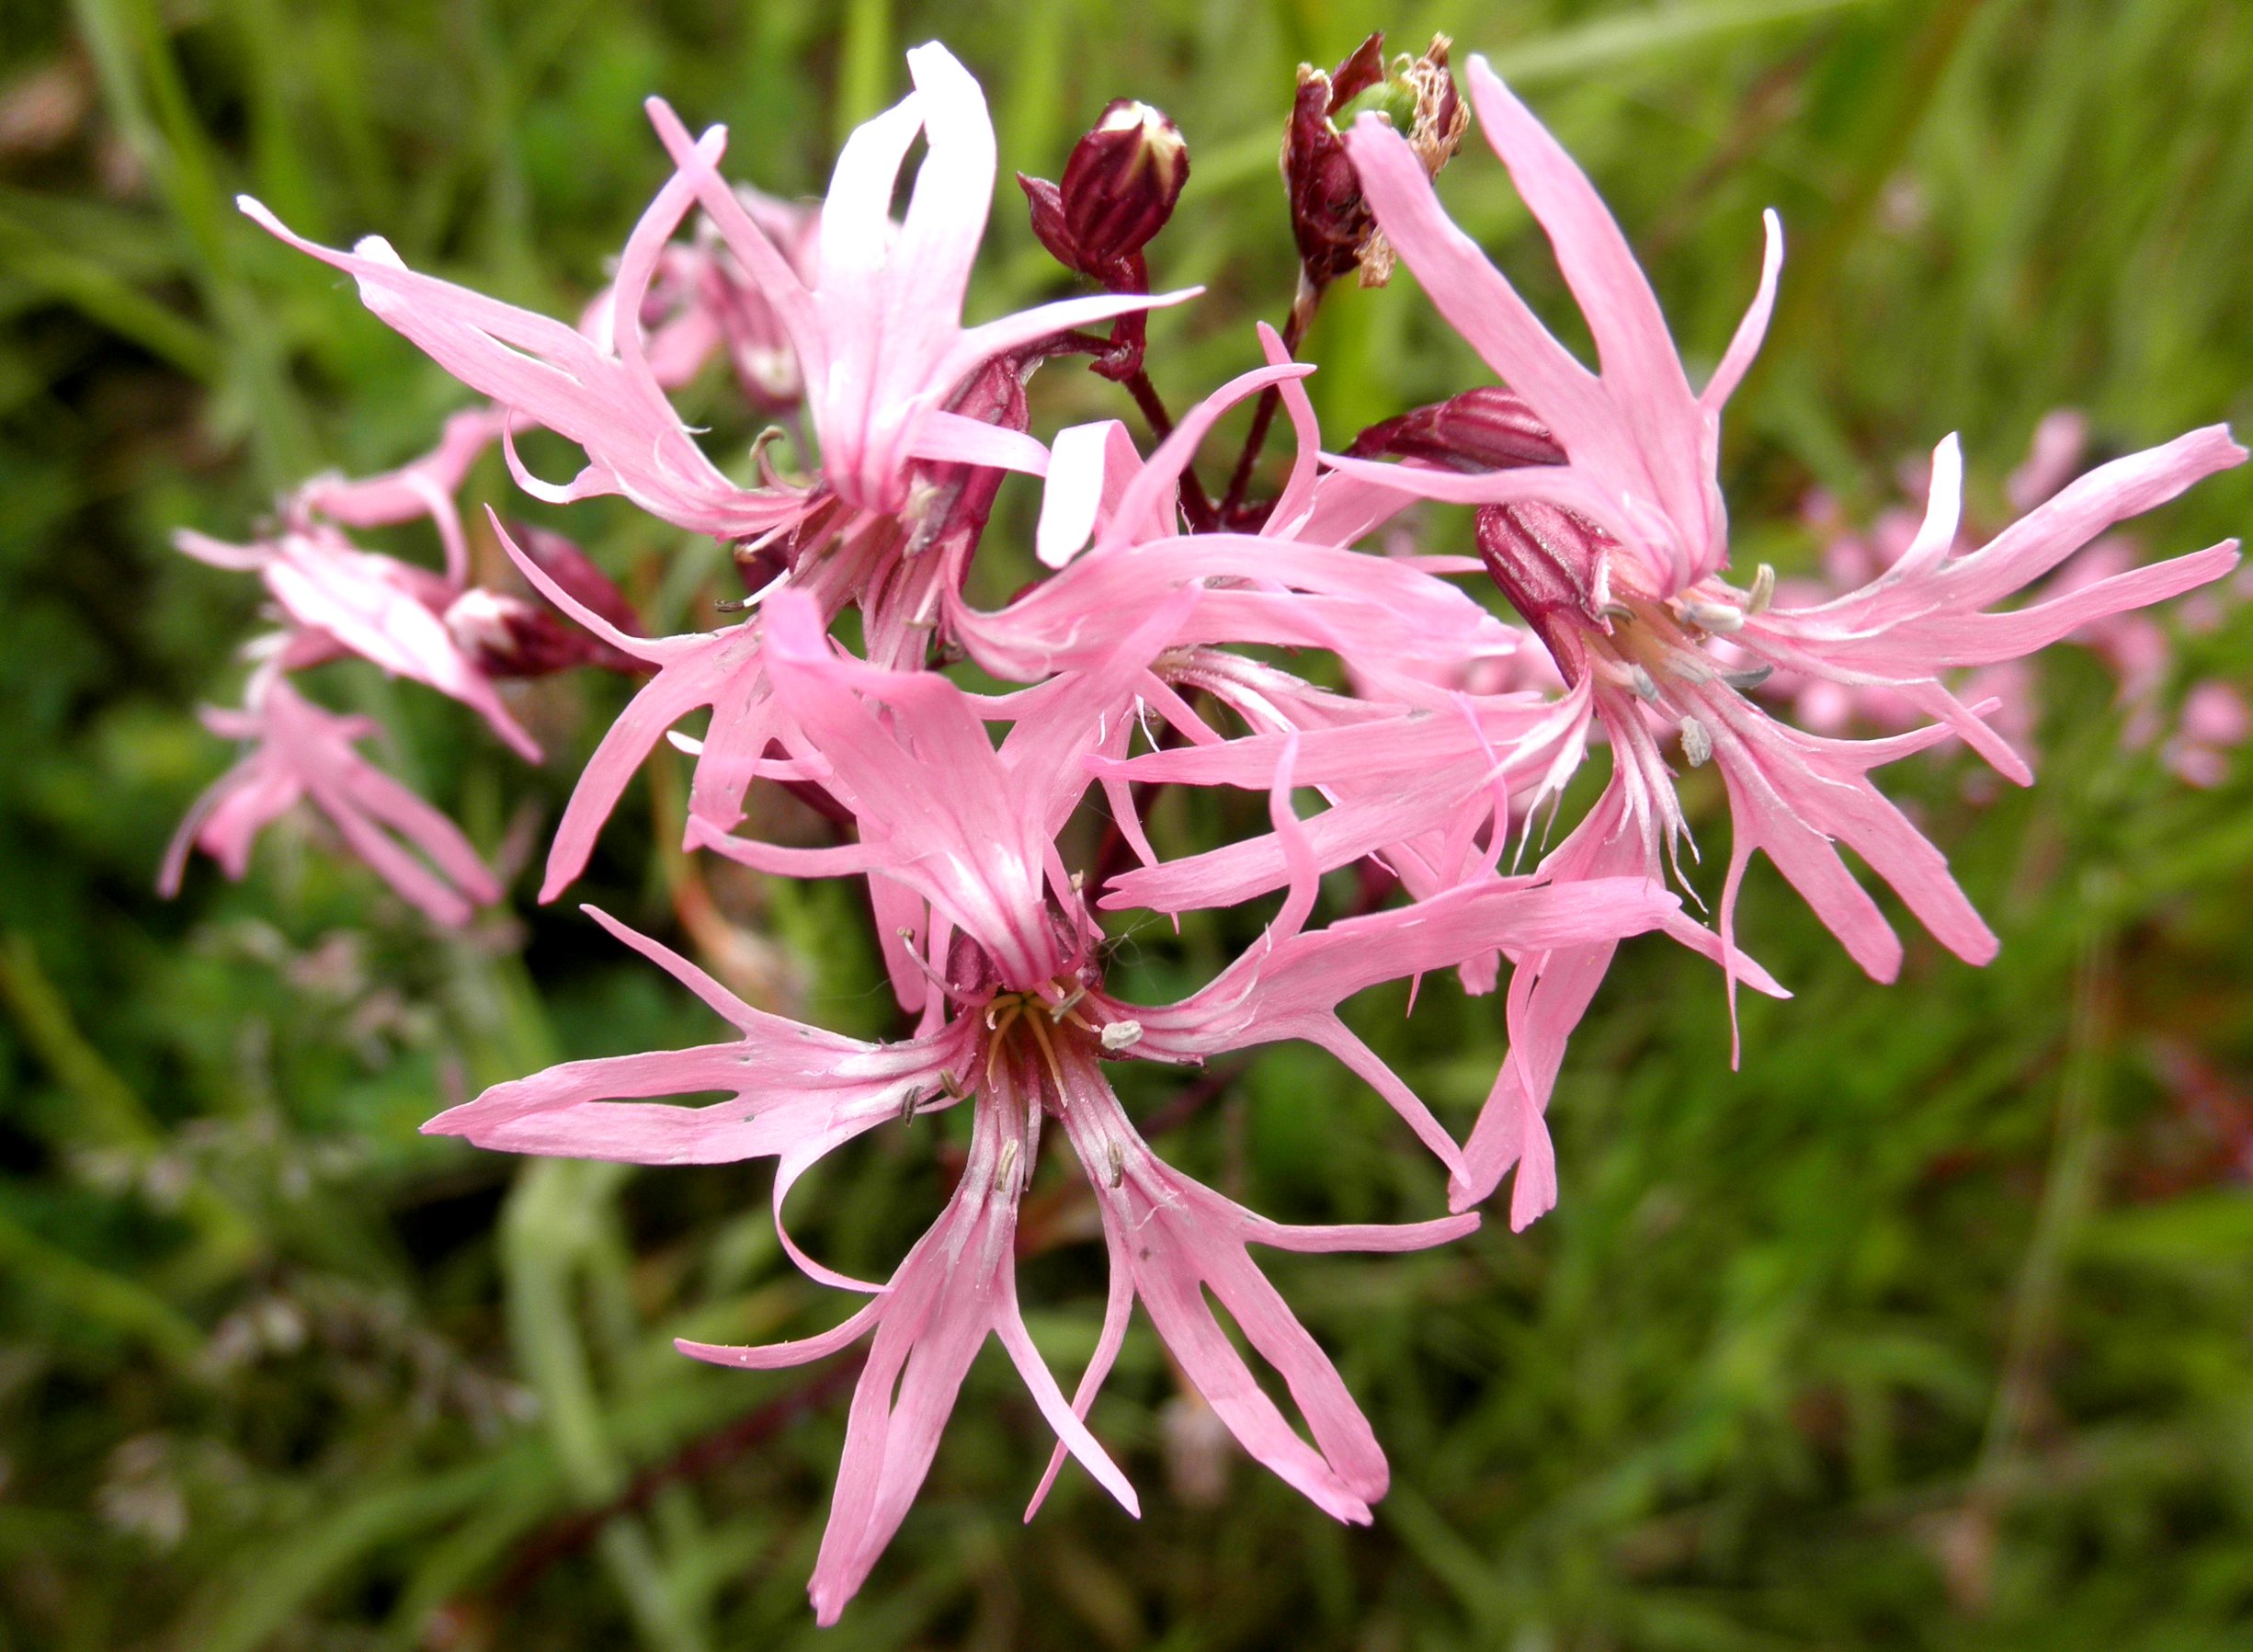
xmin=1678 ymin=598 xmax=1745 ymax=634
xmin=1747 ymin=564 xmax=1776 ymax=616
xmin=1100 ymin=1020 xmax=1144 ymax=1052
xmin=1679 ymin=716 xmax=1713 ymax=769
xmin=996 ymin=1138 xmax=1020 ymax=1193
xmin=1630 ymin=665 xmax=1660 ymax=704
xmin=1106 ymin=1142 xmax=1126 ymax=1188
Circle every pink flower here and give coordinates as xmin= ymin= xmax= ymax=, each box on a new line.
xmin=2166 ymin=681 xmax=2250 ymax=787
xmin=1326 ymin=56 xmax=1783 ymax=593
xmin=574 ymin=189 xmax=821 ymax=407
xmin=1225 ymin=63 xmax=2245 ymax=1218
xmin=160 ymin=676 xmax=500 ymax=926
xmin=175 ymin=522 xmax=543 ymax=763
xmin=245 ymin=44 xmax=1189 ymax=549
xmin=427 ymin=587 xmax=1688 ymax=1618
xmin=1735 ymin=428 xmax=2244 ymax=786
xmin=641 ymin=43 xmax=1194 ymax=519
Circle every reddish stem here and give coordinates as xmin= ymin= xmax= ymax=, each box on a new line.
xmin=1218 ymin=282 xmax=1320 ymax=522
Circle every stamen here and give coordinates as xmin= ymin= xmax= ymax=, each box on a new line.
xmin=1674 ymin=598 xmax=1745 ymax=634
xmin=1679 ymin=716 xmax=1713 ymax=769
xmin=984 ymin=1001 xmax=1022 ymax=1086
xmin=996 ymin=1138 xmax=1020 ymax=1194
xmin=1106 ymin=1141 xmax=1125 ymax=1188
xmin=1747 ymin=563 xmax=1776 ymax=617
xmin=894 ymin=929 xmax=950 ymax=992
xmin=1720 ymin=664 xmax=1774 ymax=692
xmin=1630 ymin=665 xmax=1660 ymax=704
xmin=1022 ymin=1009 xmax=1071 ymax=1102
xmin=1100 ymin=1020 xmax=1144 ymax=1052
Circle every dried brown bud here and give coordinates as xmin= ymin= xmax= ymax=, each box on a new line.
xmin=1281 ymin=33 xmax=1467 ymax=292
xmin=1397 ymin=36 xmax=1469 ymax=177
xmin=1347 ymin=387 xmax=1565 ymax=471
xmin=1018 ymin=99 xmax=1189 ymax=282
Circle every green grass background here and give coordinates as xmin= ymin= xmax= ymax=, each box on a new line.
xmin=4 ymin=0 xmax=2251 ymax=1646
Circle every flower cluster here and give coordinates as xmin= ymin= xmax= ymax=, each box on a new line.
xmin=165 ymin=35 xmax=2242 ymax=1622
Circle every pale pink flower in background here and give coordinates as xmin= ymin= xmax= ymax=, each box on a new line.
xmin=174 ymin=522 xmax=544 ymax=763
xmin=573 ymin=188 xmax=821 ymax=407
xmin=167 ymin=404 xmax=647 ymax=778
xmin=160 ymin=675 xmax=500 ymax=927
xmin=290 ymin=406 xmax=506 ymax=581
xmin=2165 ymin=682 xmax=2251 ymax=787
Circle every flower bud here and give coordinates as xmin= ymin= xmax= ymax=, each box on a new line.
xmin=504 ymin=523 xmax=643 ymax=662
xmin=1347 ymin=387 xmax=1566 ymax=472
xmin=1283 ymin=33 xmax=1467 ymax=291
xmin=1063 ymin=100 xmax=1189 ymax=267
xmin=479 ymin=523 xmax=643 ymax=674
xmin=1019 ymin=100 xmax=1189 ymax=282
xmin=1475 ymin=500 xmax=1615 ymax=664
xmin=443 ymin=588 xmax=593 ymax=678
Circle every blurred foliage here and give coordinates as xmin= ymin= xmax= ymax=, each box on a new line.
xmin=3 ymin=0 xmax=2251 ymax=1647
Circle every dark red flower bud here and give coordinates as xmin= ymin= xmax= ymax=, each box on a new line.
xmin=1352 ymin=390 xmax=1602 ymax=666
xmin=444 ymin=589 xmax=597 ymax=678
xmin=491 ymin=523 xmax=643 ymax=672
xmin=1329 ymin=32 xmax=1390 ymax=105
xmin=1282 ymin=62 xmax=1370 ymax=291
xmin=1059 ymin=100 xmax=1188 ymax=268
xmin=1018 ymin=100 xmax=1189 ymax=282
xmin=1347 ymin=387 xmax=1566 ymax=471
xmin=1475 ymin=500 xmax=1615 ymax=667
xmin=901 ymin=354 xmax=1033 ymax=560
